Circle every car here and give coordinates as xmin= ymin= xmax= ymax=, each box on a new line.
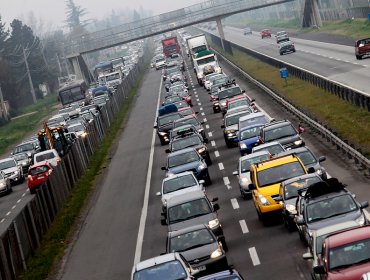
xmin=156 ymin=171 xmax=204 ymax=212
xmin=12 ymin=141 xmax=40 ymax=159
xmin=163 ymin=65 xmax=182 ymax=81
xmin=0 ymin=157 xmax=24 ymax=185
xmin=258 ymin=120 xmax=305 ymax=150
xmin=162 ymin=190 xmax=223 ymax=239
xmin=67 ymin=123 xmax=87 ymax=138
xmin=173 ymin=115 xmax=206 ymax=140
xmin=0 ymin=171 xmax=11 ymax=196
xmin=355 ymin=37 xmax=370 ymax=60
xmin=243 ymin=27 xmax=252 ymax=35
xmin=155 ymin=57 xmax=166 ymax=70
xmin=33 ymin=149 xmax=61 ymax=167
xmin=167 ymin=132 xmax=211 ymax=165
xmin=232 ymin=151 xmax=271 ymax=199
xmin=276 ymin=31 xmax=287 ymax=37
xmin=239 ymin=112 xmax=271 ymax=130
xmin=261 ymin=29 xmax=271 ymax=39
xmin=302 ymin=221 xmax=362 ymax=280
xmin=47 ymin=114 xmax=68 ymax=127
xmin=248 ymin=154 xmax=308 ymax=222
xmin=170 ymin=124 xmax=200 ymax=142
xmin=221 ymin=109 xmax=252 ymax=148
xmin=12 ymin=152 xmax=32 ymax=174
xmin=163 ymin=95 xmax=182 ymax=106
xmin=312 ymin=226 xmax=370 ymax=279
xmin=154 ymin=112 xmax=183 ymax=145
xmin=277 ymin=146 xmax=328 ymax=179
xmin=168 ymin=84 xmax=188 ymax=96
xmin=204 ymin=74 xmax=225 ymax=91
xmin=162 ymin=147 xmax=211 ymax=184
xmin=198 ymin=268 xmax=245 ymax=279
xmin=279 ymin=40 xmax=295 ymax=55
xmin=295 ymin=178 xmax=369 ymax=246
xmin=172 ymin=100 xmax=190 ymax=110
xmin=167 ymin=224 xmax=228 ymax=273
xmin=251 ymin=141 xmax=285 ymax=156
xmin=216 ymin=83 xmax=245 ymax=114
xmin=177 ymin=91 xmax=192 ymax=107
xmin=131 ymin=252 xmax=198 ymax=280
xmin=226 ymin=95 xmax=257 ymax=114
xmin=178 ymin=107 xmax=198 ymax=118
xmin=203 ymin=73 xmax=221 ymax=90
xmin=276 ymin=173 xmax=322 ymax=231
xmin=27 ymin=161 xmax=53 ymax=194
xmin=276 ymin=34 xmax=289 ymax=44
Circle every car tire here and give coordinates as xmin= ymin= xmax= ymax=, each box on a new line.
xmin=240 ymin=189 xmax=248 ymax=200
xmin=205 ymin=173 xmax=212 ymax=185
xmin=283 ymin=215 xmax=295 ymax=232
xmin=225 ymin=140 xmax=232 ymax=148
xmin=206 ymin=155 xmax=212 ymax=166
xmin=280 ymin=52 xmax=283 ymax=56
xmin=221 ymin=237 xmax=229 ymax=252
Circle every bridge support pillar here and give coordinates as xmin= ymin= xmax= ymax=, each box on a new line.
xmin=216 ymin=17 xmax=225 ymax=51
xmin=67 ymin=54 xmax=92 ymax=84
xmin=301 ymin=0 xmax=322 ymax=28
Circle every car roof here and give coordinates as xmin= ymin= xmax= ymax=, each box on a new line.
xmin=134 ymin=252 xmax=179 ymax=271
xmin=174 ymin=115 xmax=196 ymax=122
xmin=158 ymin=112 xmax=182 ymax=120
xmin=262 ymin=120 xmax=292 ymax=130
xmin=166 ymin=190 xmax=206 ymax=207
xmin=277 ymin=146 xmax=309 ymax=157
xmin=240 ymin=150 xmax=270 ymax=162
xmin=253 ymin=154 xmax=300 ymax=171
xmin=239 ymin=112 xmax=267 ymax=122
xmin=225 ymin=106 xmax=251 ymax=117
xmin=326 ymin=226 xmax=370 ymax=248
xmin=162 ymin=171 xmax=196 ymax=183
xmin=315 ymin=221 xmax=360 ymax=237
xmin=168 ymin=147 xmax=197 ymax=157
xmin=282 ymin=173 xmax=321 ymax=187
xmin=0 ymin=157 xmax=16 ymax=163
xmin=253 ymin=141 xmax=283 ymax=149
xmin=34 ymin=149 xmax=58 ymax=156
xmin=169 ymin=224 xmax=208 ymax=238
xmin=29 ymin=161 xmax=52 ymax=169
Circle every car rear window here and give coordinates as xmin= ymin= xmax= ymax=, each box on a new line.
xmin=36 ymin=152 xmax=55 ymax=162
xmin=356 ymin=38 xmax=370 ymax=47
xmin=29 ymin=165 xmax=49 ymax=175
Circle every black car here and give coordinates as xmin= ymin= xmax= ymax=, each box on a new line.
xmin=279 ymin=40 xmax=295 ymax=55
xmin=12 ymin=141 xmax=40 ymax=162
xmin=166 ymin=224 xmax=228 ymax=273
xmin=155 ymin=112 xmax=183 ymax=145
xmin=295 ymin=178 xmax=369 ymax=246
xmin=258 ymin=120 xmax=305 ymax=150
xmin=12 ymin=153 xmax=32 ymax=174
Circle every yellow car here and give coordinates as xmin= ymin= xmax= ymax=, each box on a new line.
xmin=248 ymin=154 xmax=308 ymax=221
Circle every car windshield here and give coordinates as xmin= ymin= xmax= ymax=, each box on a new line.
xmin=264 ymin=124 xmax=297 ymax=142
xmin=163 ymin=174 xmax=198 ymax=194
xmin=29 ymin=165 xmax=49 ymax=176
xmin=174 ymin=118 xmax=199 ymax=128
xmin=133 ymin=260 xmax=187 ymax=280
xmin=172 ymin=135 xmax=202 ymax=151
xmin=229 ymin=99 xmax=250 ymax=109
xmin=257 ymin=161 xmax=305 ymax=187
xmin=164 ymin=97 xmax=181 ymax=104
xmin=14 ymin=143 xmax=34 ymax=154
xmin=0 ymin=159 xmax=16 ymax=170
xmin=197 ymin=56 xmax=215 ymax=65
xmin=105 ymin=73 xmax=120 ymax=81
xmin=68 ymin=124 xmax=85 ymax=132
xmin=240 ymin=125 xmax=263 ymax=141
xmin=169 ymin=86 xmax=185 ymax=93
xmin=240 ymin=116 xmax=269 ymax=129
xmin=296 ymin=150 xmax=317 ymax=165
xmin=13 ymin=153 xmax=28 ymax=161
xmin=218 ymin=87 xmax=242 ymax=100
xmin=306 ymin=194 xmax=358 ymax=223
xmin=212 ymin=77 xmax=228 ymax=86
xmin=168 ymin=151 xmax=200 ymax=168
xmin=241 ymin=154 xmax=270 ymax=173
xmin=35 ymin=152 xmax=56 ymax=162
xmin=156 ymin=58 xmax=165 ymax=63
xmin=170 ymin=228 xmax=215 ymax=252
xmin=158 ymin=114 xmax=181 ymax=126
xmin=179 ymin=108 xmax=193 ymax=117
xmin=328 ymin=238 xmax=370 ymax=271
xmin=284 ymin=177 xmax=321 ymax=200
xmin=174 ymin=101 xmax=188 ymax=109
xmin=168 ymin=198 xmax=211 ymax=224
xmin=225 ymin=112 xmax=250 ymax=127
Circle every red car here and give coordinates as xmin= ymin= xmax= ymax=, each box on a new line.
xmin=177 ymin=92 xmax=192 ymax=107
xmin=355 ymin=38 xmax=370 ymax=60
xmin=261 ymin=29 xmax=271 ymax=39
xmin=314 ymin=225 xmax=370 ymax=279
xmin=178 ymin=107 xmax=198 ymax=118
xmin=27 ymin=161 xmax=53 ymax=194
xmin=226 ymin=94 xmax=257 ymax=112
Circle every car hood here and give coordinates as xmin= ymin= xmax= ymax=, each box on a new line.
xmin=158 ymin=123 xmax=173 ymax=133
xmin=272 ymin=134 xmax=300 ymax=145
xmin=181 ymin=242 xmax=219 ymax=263
xmin=327 ymin=262 xmax=370 ymax=280
xmin=2 ymin=167 xmax=18 ymax=174
xmin=225 ymin=124 xmax=238 ymax=131
xmin=240 ymin=136 xmax=259 ymax=146
xmin=307 ymin=210 xmax=363 ymax=231
xmin=168 ymin=213 xmax=216 ymax=231
xmin=168 ymin=161 xmax=200 ymax=174
xmin=162 ymin=185 xmax=202 ymax=205
xmin=257 ymin=183 xmax=281 ymax=198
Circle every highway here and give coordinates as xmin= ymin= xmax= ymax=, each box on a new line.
xmin=206 ymin=26 xmax=370 ymax=95
xmin=54 ymin=49 xmax=370 ymax=280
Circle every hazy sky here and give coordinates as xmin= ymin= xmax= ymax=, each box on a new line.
xmin=1 ymin=0 xmax=204 ymax=30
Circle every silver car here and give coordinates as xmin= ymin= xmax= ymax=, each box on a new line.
xmin=0 ymin=171 xmax=11 ymax=195
xmin=0 ymin=158 xmax=24 ymax=185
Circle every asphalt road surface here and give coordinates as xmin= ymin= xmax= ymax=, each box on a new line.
xmin=54 ymin=49 xmax=369 ymax=280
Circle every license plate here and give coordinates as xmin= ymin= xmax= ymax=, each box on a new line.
xmin=38 ymin=176 xmax=45 ymax=179
xmin=197 ymin=265 xmax=206 ymax=271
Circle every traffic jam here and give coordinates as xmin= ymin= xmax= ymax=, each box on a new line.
xmin=132 ymin=30 xmax=370 ymax=280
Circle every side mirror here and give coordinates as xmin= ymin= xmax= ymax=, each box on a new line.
xmin=213 ymin=203 xmax=220 ymax=211
xmin=313 ymin=265 xmax=326 ymax=275
xmin=199 ymin=180 xmax=205 ymax=185
xmin=160 ymin=219 xmax=167 ymax=226
xmin=161 ymin=166 xmax=167 ymax=170
xmin=270 ymin=118 xmax=275 ymax=123
xmin=298 ymin=125 xmax=305 ymax=134
xmin=200 ymin=121 xmax=205 ymax=125
xmin=248 ymin=183 xmax=256 ymax=190
xmin=360 ymin=201 xmax=369 ymax=209
xmin=221 ymin=124 xmax=225 ymax=128
xmin=211 ymin=197 xmax=219 ymax=202
xmin=165 ymin=149 xmax=171 ymax=153
xmin=10 ymin=152 xmax=13 ymax=155
xmin=274 ymin=196 xmax=282 ymax=202
xmin=251 ymin=98 xmax=255 ymax=102
xmin=318 ymin=156 xmax=326 ymax=162
xmin=232 ymin=171 xmax=238 ymax=176
xmin=307 ymin=167 xmax=315 ymax=174
xmin=303 ymin=252 xmax=313 ymax=260
xmin=156 ymin=192 xmax=161 ymax=196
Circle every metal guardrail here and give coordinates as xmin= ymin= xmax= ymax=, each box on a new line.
xmin=211 ymin=47 xmax=370 ymax=175
xmin=0 ymin=44 xmax=151 ymax=280
xmin=65 ymin=0 xmax=293 ymax=55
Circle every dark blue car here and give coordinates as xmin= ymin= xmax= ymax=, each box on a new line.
xmin=238 ymin=124 xmax=265 ymax=155
xmin=162 ymin=147 xmax=211 ymax=185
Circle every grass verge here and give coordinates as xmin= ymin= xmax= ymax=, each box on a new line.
xmin=211 ymin=43 xmax=370 ymax=156
xmin=17 ymin=70 xmax=146 ymax=280
xmin=0 ymin=94 xmax=59 ymax=156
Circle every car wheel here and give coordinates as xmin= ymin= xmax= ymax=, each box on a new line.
xmin=240 ymin=189 xmax=248 ymax=200
xmin=299 ymin=230 xmax=308 ymax=246
xmin=160 ymin=140 xmax=166 ymax=146
xmin=280 ymin=52 xmax=283 ymax=55
xmin=206 ymin=155 xmax=212 ymax=166
xmin=221 ymin=237 xmax=229 ymax=252
xmin=205 ymin=173 xmax=212 ymax=185
xmin=225 ymin=140 xmax=232 ymax=148
xmin=283 ymin=215 xmax=294 ymax=232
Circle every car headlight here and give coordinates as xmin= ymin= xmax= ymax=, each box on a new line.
xmin=294 ymin=139 xmax=303 ymax=146
xmin=215 ymin=67 xmax=222 ymax=73
xmin=22 ymin=162 xmax=27 ymax=166
xmin=159 ymin=132 xmax=167 ymax=136
xmin=197 ymin=73 xmax=203 ymax=79
xmin=286 ymin=204 xmax=297 ymax=214
xmin=356 ymin=214 xmax=366 ymax=226
xmin=81 ymin=132 xmax=88 ymax=138
xmin=13 ymin=170 xmax=19 ymax=175
xmin=240 ymin=143 xmax=247 ymax=149
xmin=198 ymin=163 xmax=206 ymax=171
xmin=197 ymin=147 xmax=206 ymax=154
xmin=220 ymin=102 xmax=226 ymax=106
xmin=163 ymin=199 xmax=167 ymax=206
xmin=208 ymin=218 xmax=220 ymax=229
xmin=198 ymin=128 xmax=204 ymax=133
xmin=27 ymin=152 xmax=32 ymax=157
xmin=210 ymin=247 xmax=223 ymax=259
xmin=214 ymin=102 xmax=219 ymax=106
xmin=258 ymin=194 xmax=270 ymax=206
xmin=241 ymin=177 xmax=249 ymax=183
xmin=0 ymin=182 xmax=6 ymax=189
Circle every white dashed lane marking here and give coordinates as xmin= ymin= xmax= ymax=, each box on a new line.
xmin=249 ymin=247 xmax=261 ymax=266
xmin=201 ymin=112 xmax=205 ymax=116
xmin=239 ymin=220 xmax=249 ymax=234
xmin=205 ymin=124 xmax=209 ymax=129
xmin=208 ymin=132 xmax=213 ymax=137
xmin=196 ymin=98 xmax=199 ymax=102
xmin=214 ymin=151 xmax=220 ymax=158
xmin=211 ymin=140 xmax=216 ymax=147
xmin=11 ymin=205 xmax=16 ymax=210
xmin=231 ymin=198 xmax=239 ymax=209
xmin=0 ymin=219 xmax=4 ymax=223
xmin=6 ymin=212 xmax=11 ymax=216
xmin=203 ymin=118 xmax=207 ymax=122
xmin=17 ymin=199 xmax=21 ymax=204
xmin=218 ymin=162 xmax=224 ymax=170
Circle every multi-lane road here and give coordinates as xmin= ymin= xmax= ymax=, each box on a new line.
xmin=51 ymin=47 xmax=369 ymax=280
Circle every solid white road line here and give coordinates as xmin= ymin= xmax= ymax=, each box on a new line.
xmin=214 ymin=151 xmax=220 ymax=158
xmin=211 ymin=140 xmax=216 ymax=147
xmin=249 ymin=247 xmax=261 ymax=266
xmin=231 ymin=198 xmax=239 ymax=209
xmin=208 ymin=132 xmax=213 ymax=137
xmin=239 ymin=220 xmax=249 ymax=234
xmin=134 ymin=77 xmax=163 ymax=264
xmin=218 ymin=162 xmax=224 ymax=170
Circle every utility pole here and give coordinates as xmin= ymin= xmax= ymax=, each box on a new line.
xmin=0 ymin=84 xmax=8 ymax=121
xmin=39 ymin=40 xmax=49 ymax=71
xmin=23 ymin=47 xmax=37 ymax=104
xmin=56 ymin=53 xmax=62 ymax=75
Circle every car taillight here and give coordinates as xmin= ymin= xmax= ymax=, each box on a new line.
xmin=28 ymin=175 xmax=33 ymax=181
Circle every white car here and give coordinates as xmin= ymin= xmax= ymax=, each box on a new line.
xmin=67 ymin=123 xmax=87 ymax=138
xmin=33 ymin=149 xmax=61 ymax=167
xmin=0 ymin=157 xmax=23 ymax=185
xmin=156 ymin=171 xmax=204 ymax=211
xmin=155 ymin=57 xmax=166 ymax=70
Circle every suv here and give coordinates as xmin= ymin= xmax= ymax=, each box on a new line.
xmin=258 ymin=120 xmax=305 ymax=150
xmin=248 ymin=154 xmax=308 ymax=222
xmin=260 ymin=29 xmax=271 ymax=39
xmin=154 ymin=112 xmax=183 ymax=145
xmin=295 ymin=178 xmax=369 ymax=246
xmin=279 ymin=40 xmax=295 ymax=55
xmin=355 ymin=37 xmax=370 ymax=60
xmin=131 ymin=252 xmax=198 ymax=280
xmin=0 ymin=157 xmax=24 ymax=185
xmin=221 ymin=109 xmax=252 ymax=148
xmin=217 ymin=83 xmax=245 ymax=114
xmin=243 ymin=27 xmax=252 ymax=35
